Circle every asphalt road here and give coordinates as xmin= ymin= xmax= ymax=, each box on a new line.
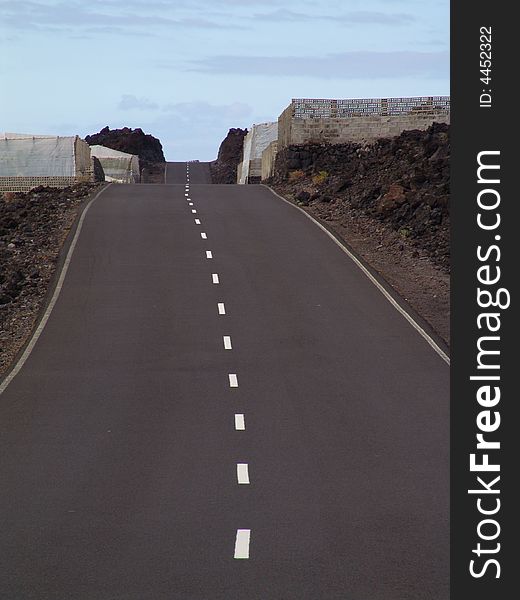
xmin=166 ymin=160 xmax=211 ymax=184
xmin=0 ymin=162 xmax=449 ymax=599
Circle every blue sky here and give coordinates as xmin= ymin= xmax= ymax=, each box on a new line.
xmin=0 ymin=0 xmax=449 ymax=161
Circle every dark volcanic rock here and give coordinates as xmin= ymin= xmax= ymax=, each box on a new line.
xmin=210 ymin=128 xmax=248 ymax=184
xmin=272 ymin=123 xmax=450 ymax=271
xmin=92 ymin=156 xmax=105 ymax=182
xmin=1 ymin=183 xmax=102 ymax=373
xmin=85 ymin=126 xmax=165 ymax=173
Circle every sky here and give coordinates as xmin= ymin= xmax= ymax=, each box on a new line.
xmin=0 ymin=0 xmax=449 ymax=161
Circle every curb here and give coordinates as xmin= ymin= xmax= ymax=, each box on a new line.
xmin=0 ymin=183 xmax=113 ymax=395
xmin=263 ymin=184 xmax=450 ymax=365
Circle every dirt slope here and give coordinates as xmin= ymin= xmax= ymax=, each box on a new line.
xmin=268 ymin=123 xmax=450 ymax=342
xmin=0 ymin=184 xmax=102 ymax=375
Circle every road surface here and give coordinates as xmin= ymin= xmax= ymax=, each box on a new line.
xmin=0 ymin=162 xmax=449 ymax=599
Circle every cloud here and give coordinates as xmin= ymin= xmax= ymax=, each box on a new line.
xmin=186 ymin=50 xmax=449 ymax=79
xmin=0 ymin=0 xmax=244 ymax=33
xmin=118 ymin=95 xmax=160 ymax=111
xmin=106 ymin=101 xmax=255 ymax=161
xmin=254 ymin=9 xmax=415 ymax=25
xmin=162 ymin=101 xmax=253 ymax=121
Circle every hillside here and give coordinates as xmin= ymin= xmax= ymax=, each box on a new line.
xmin=210 ymin=128 xmax=247 ymax=184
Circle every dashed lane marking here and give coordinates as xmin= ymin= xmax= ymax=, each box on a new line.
xmin=212 ymin=273 xmax=220 ymax=284
xmin=223 ymin=335 xmax=232 ymax=349
xmin=234 ymin=414 xmax=245 ymax=430
xmin=195 ymin=219 xmax=201 ymax=224
xmin=201 ymin=232 xmax=207 ymax=239
xmin=237 ymin=463 xmax=250 ymax=484
xmin=229 ymin=373 xmax=238 ymax=387
xmin=234 ymin=530 xmax=251 ymax=559
xmin=192 ymin=209 xmax=197 ymax=214
xmin=206 ymin=250 xmax=213 ymax=259
xmin=218 ymin=302 xmax=226 ymax=315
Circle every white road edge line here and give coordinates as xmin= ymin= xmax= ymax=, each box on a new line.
xmin=237 ymin=463 xmax=250 ymax=484
xmin=264 ymin=186 xmax=450 ymax=366
xmin=218 ymin=302 xmax=226 ymax=315
xmin=234 ymin=413 xmax=245 ymax=430
xmin=229 ymin=373 xmax=238 ymax=387
xmin=223 ymin=335 xmax=232 ymax=350
xmin=206 ymin=250 xmax=213 ymax=259
xmin=0 ymin=184 xmax=113 ymax=396
xmin=212 ymin=273 xmax=220 ymax=284
xmin=234 ymin=529 xmax=250 ymax=559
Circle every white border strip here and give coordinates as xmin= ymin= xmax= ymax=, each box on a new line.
xmin=264 ymin=186 xmax=450 ymax=365
xmin=0 ymin=185 xmax=113 ymax=396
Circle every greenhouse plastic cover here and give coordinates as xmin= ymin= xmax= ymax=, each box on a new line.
xmin=0 ymin=134 xmax=77 ymax=177
xmin=89 ymin=145 xmax=140 ymax=184
xmin=238 ymin=122 xmax=278 ymax=184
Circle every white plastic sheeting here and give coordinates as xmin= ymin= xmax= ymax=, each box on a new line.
xmin=0 ymin=134 xmax=78 ymax=177
xmin=89 ymin=145 xmax=140 ymax=184
xmin=238 ymin=122 xmax=278 ymax=184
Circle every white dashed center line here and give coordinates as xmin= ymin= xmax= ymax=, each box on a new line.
xmin=234 ymin=530 xmax=251 ymax=559
xmin=212 ymin=273 xmax=219 ymax=284
xmin=192 ymin=209 xmax=197 ymax=214
xmin=189 ymin=202 xmax=194 ymax=206
xmin=185 ymin=193 xmax=189 ymax=197
xmin=229 ymin=373 xmax=238 ymax=387
xmin=206 ymin=250 xmax=213 ymax=259
xmin=195 ymin=219 xmax=201 ymax=224
xmin=218 ymin=302 xmax=226 ymax=315
xmin=201 ymin=232 xmax=207 ymax=239
xmin=234 ymin=414 xmax=245 ymax=430
xmin=223 ymin=335 xmax=232 ymax=349
xmin=237 ymin=463 xmax=250 ymax=484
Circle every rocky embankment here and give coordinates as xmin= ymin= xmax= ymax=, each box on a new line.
xmin=268 ymin=123 xmax=450 ymax=342
xmin=210 ymin=128 xmax=247 ymax=184
xmin=85 ymin=126 xmax=166 ymax=183
xmin=0 ymin=183 xmax=103 ymax=375
xmin=272 ymin=123 xmax=449 ymax=271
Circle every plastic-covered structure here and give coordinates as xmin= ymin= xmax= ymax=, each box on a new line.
xmin=0 ymin=133 xmax=92 ymax=192
xmin=89 ymin=145 xmax=140 ymax=184
xmin=237 ymin=122 xmax=278 ymax=184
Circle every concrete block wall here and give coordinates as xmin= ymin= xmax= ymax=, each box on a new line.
xmin=277 ymin=97 xmax=450 ymax=149
xmin=261 ymin=141 xmax=278 ymax=181
xmin=278 ymin=105 xmax=295 ymax=149
xmin=74 ymin=137 xmax=93 ymax=182
xmin=249 ymin=158 xmax=262 ymax=180
xmin=0 ymin=176 xmax=77 ymax=193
